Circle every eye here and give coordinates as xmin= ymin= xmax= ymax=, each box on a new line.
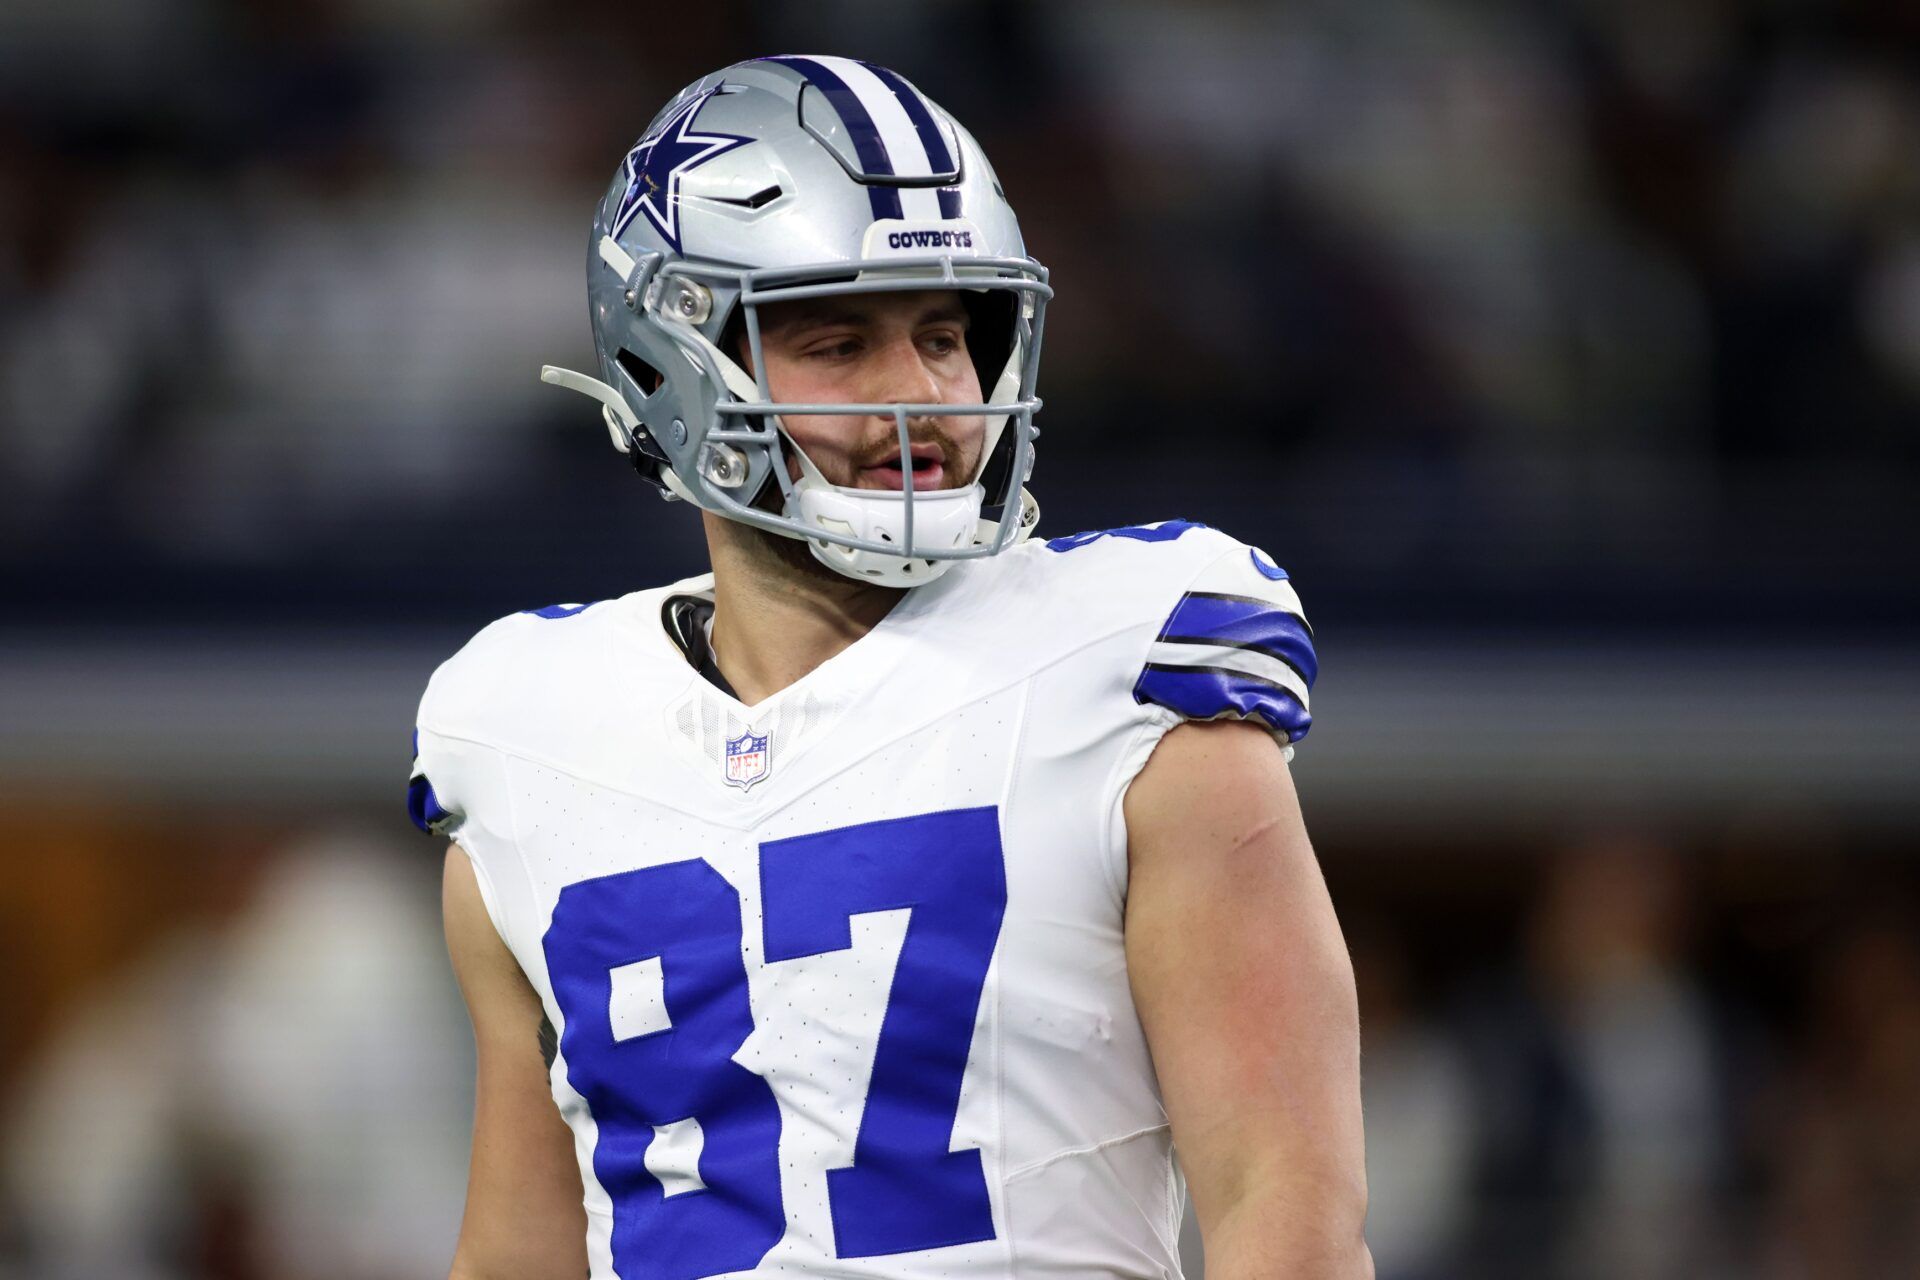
xmin=804 ymin=337 xmax=862 ymax=361
xmin=921 ymin=329 xmax=964 ymax=357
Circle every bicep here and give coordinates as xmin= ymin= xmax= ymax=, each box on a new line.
xmin=1123 ymin=722 xmax=1367 ymax=1262
xmin=443 ymin=846 xmax=588 ymax=1280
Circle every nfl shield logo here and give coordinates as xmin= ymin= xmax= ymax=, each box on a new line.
xmin=723 ymin=730 xmax=770 ymax=791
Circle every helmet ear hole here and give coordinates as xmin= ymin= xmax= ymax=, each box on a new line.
xmin=719 ymin=310 xmax=748 ymax=370
xmin=616 ymin=348 xmax=665 ymax=395
xmin=960 ymin=291 xmax=1018 ymax=397
xmin=610 ymin=349 xmax=673 ymax=473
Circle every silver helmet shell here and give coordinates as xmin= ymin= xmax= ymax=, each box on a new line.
xmin=544 ymin=55 xmax=1050 ymax=587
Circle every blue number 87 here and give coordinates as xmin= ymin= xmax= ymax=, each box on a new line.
xmin=542 ymin=806 xmax=1007 ymax=1280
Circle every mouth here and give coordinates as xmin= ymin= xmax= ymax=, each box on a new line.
xmin=860 ymin=442 xmax=947 ymax=492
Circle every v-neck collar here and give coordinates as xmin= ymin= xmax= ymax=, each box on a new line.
xmin=640 ymin=571 xmax=940 ymax=720
xmin=660 ymin=593 xmax=738 ymax=699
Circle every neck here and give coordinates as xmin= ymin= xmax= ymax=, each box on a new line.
xmin=702 ymin=511 xmax=903 ymax=706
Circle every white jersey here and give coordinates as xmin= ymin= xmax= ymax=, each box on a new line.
xmin=409 ymin=520 xmax=1316 ymax=1280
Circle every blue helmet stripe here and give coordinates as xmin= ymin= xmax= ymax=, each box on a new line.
xmin=860 ymin=62 xmax=955 ymax=173
xmin=762 ymin=55 xmax=903 ymax=221
xmin=1132 ymin=664 xmax=1314 ymax=742
xmin=938 ymin=187 xmax=964 ymax=218
xmin=1156 ymin=591 xmax=1318 ymax=685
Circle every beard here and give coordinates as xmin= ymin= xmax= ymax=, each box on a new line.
xmin=727 ymin=417 xmax=982 ymax=587
xmin=760 ymin=418 xmax=967 ymax=498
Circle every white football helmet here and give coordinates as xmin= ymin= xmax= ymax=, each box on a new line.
xmin=542 ymin=55 xmax=1050 ymax=587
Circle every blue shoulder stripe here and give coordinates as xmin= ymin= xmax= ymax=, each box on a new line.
xmin=523 ymin=601 xmax=600 ymax=619
xmin=1156 ymin=591 xmax=1318 ymax=685
xmin=1132 ymin=664 xmax=1313 ymax=742
xmin=1045 ymin=519 xmax=1211 ymax=552
xmin=408 ymin=772 xmax=452 ymax=835
xmin=410 ymin=726 xmax=453 ymax=835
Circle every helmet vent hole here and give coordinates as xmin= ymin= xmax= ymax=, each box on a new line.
xmin=707 ymin=184 xmax=783 ymax=210
xmin=616 ymin=349 xmax=665 ymax=395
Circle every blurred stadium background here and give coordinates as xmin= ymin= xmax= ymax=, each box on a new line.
xmin=2 ymin=1 xmax=1917 ymax=1277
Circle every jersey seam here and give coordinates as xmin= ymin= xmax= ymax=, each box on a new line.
xmin=419 ymin=725 xmax=515 ymax=948
xmin=444 ymin=827 xmax=512 ymax=949
xmin=415 ymin=719 xmax=750 ymax=828
xmin=414 ymin=612 xmax=1163 ymax=828
xmin=1004 ymin=1123 xmax=1172 ymax=1183
xmin=992 ymin=675 xmax=1036 ymax=1279
xmin=747 ymin=613 xmax=1169 ymax=826
xmin=1097 ymin=709 xmax=1181 ymax=908
xmin=495 ymin=728 xmax=620 ymax=1269
xmin=497 ymin=748 xmax=535 ymax=971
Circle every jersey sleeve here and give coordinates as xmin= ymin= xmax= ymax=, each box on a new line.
xmin=405 ymin=629 xmax=521 ymax=943
xmin=403 ymin=606 xmax=548 ymax=843
xmin=407 ymin=726 xmax=463 ymax=837
xmin=1130 ymin=537 xmax=1317 ymax=752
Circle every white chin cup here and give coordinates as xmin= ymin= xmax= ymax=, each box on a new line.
xmin=791 ymin=478 xmax=985 ymax=587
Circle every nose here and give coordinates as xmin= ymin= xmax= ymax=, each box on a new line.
xmin=863 ymin=330 xmax=945 ymax=419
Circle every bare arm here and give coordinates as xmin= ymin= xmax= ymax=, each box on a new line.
xmin=442 ymin=846 xmax=589 ymax=1280
xmin=1124 ymin=721 xmax=1372 ymax=1280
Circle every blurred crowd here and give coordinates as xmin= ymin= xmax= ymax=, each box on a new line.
xmin=0 ymin=0 xmax=1914 ymax=627
xmin=1350 ymin=835 xmax=1920 ymax=1279
xmin=5 ymin=816 xmax=1919 ymax=1280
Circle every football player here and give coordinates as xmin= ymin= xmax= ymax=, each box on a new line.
xmin=412 ymin=55 xmax=1369 ymax=1280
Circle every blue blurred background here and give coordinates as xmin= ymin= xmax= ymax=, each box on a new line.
xmin=2 ymin=1 xmax=1917 ymax=1277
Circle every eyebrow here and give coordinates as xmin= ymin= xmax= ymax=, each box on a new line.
xmin=766 ymin=298 xmax=969 ymax=337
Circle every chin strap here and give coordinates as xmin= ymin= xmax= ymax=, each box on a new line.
xmin=539 ymin=365 xmax=696 ymax=502
xmin=540 ymin=365 xmax=638 ymax=453
xmin=977 ymin=487 xmax=1040 ymax=550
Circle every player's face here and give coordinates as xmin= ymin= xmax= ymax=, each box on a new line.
xmin=749 ymin=290 xmax=985 ymax=492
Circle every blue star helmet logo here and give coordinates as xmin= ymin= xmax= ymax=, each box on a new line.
xmin=611 ymin=85 xmax=753 ymax=254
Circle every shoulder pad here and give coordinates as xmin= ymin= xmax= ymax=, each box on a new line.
xmin=406 ymin=599 xmax=614 ymax=836
xmin=1130 ymin=532 xmax=1317 ymax=745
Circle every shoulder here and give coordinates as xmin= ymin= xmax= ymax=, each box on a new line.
xmin=981 ymin=518 xmax=1305 ymax=637
xmin=994 ymin=519 xmax=1318 ymax=745
xmin=416 ymin=602 xmax=598 ymax=738
xmin=416 ymin=575 xmax=707 ymax=744
xmin=1034 ymin=518 xmax=1281 ymax=591
xmin=407 ymin=579 xmax=704 ymax=836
